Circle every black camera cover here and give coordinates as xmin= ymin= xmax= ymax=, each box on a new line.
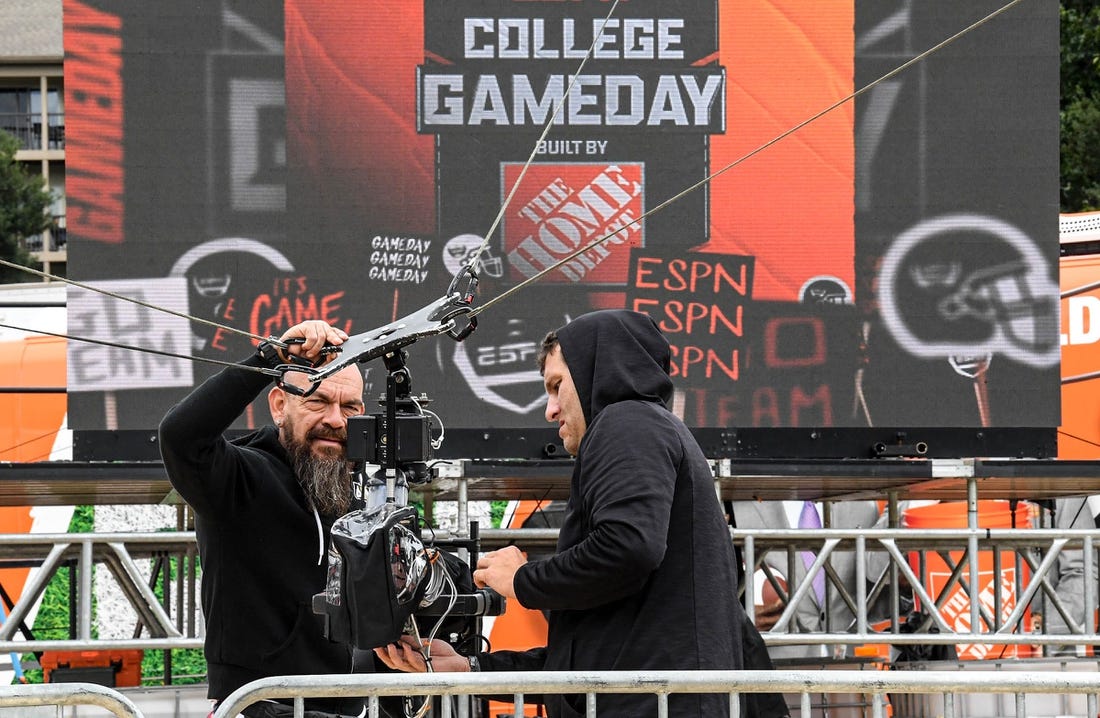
xmin=326 ymin=505 xmax=429 ymax=649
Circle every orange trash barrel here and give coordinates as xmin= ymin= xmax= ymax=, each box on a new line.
xmin=903 ymin=500 xmax=1035 ymax=660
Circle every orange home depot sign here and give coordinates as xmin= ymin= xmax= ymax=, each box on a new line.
xmin=1060 ymin=213 xmax=1100 ymax=460
xmin=904 ymin=501 xmax=1035 ymax=661
xmin=933 ymin=566 xmax=1022 ymax=661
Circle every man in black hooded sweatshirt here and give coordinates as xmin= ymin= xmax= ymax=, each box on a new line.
xmin=377 ymin=309 xmax=752 ymax=717
xmin=159 ymin=319 xmax=370 ymax=718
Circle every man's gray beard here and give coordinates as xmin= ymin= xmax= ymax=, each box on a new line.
xmin=289 ymin=442 xmax=352 ymax=516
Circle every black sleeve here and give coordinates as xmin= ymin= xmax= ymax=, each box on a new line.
xmin=513 ymin=402 xmax=678 ymax=611
xmin=158 ymin=354 xmax=274 ymax=516
xmin=478 ymin=647 xmax=547 ymax=672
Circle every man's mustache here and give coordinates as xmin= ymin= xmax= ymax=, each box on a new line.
xmin=308 ymin=429 xmax=347 ymax=443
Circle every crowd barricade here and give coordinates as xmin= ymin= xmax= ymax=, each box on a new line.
xmin=0 ymin=681 xmax=142 ymax=718
xmin=2 ymin=668 xmax=1099 ymax=718
xmin=208 ymin=669 xmax=1100 ymax=718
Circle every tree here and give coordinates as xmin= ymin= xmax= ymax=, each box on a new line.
xmin=0 ymin=130 xmax=50 ymax=283
xmin=1061 ymin=0 xmax=1100 ymax=212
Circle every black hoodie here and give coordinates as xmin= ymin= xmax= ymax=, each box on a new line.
xmin=159 ymin=354 xmax=360 ymax=715
xmin=480 ymin=310 xmax=745 ymax=717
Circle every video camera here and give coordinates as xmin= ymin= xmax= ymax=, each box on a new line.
xmin=313 ymin=349 xmax=504 ymax=652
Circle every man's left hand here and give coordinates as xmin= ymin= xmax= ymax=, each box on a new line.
xmin=374 ymin=636 xmax=468 ymax=673
xmin=472 ymin=546 xmax=526 ymax=600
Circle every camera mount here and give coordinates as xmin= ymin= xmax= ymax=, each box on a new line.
xmin=313 ymin=347 xmax=504 ymax=652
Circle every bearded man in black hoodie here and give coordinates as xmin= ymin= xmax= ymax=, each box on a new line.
xmin=160 ymin=319 xmax=371 ymax=718
xmin=377 ymin=309 xmax=755 ymax=717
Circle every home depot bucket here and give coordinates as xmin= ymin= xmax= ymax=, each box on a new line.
xmin=903 ymin=500 xmax=1035 ymax=660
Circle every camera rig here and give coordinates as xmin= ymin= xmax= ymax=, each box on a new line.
xmin=312 ymin=346 xmax=504 ymax=652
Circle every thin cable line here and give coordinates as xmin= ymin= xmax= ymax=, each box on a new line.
xmin=1056 ymin=429 xmax=1100 ymax=451
xmin=466 ymin=0 xmax=622 ymax=273
xmin=472 ymin=0 xmax=1029 ymax=318
xmin=0 ymin=258 xmax=277 ymax=345
xmin=0 ymin=322 xmax=280 ymax=377
xmin=1062 ymin=278 xmax=1100 ymax=300
xmin=0 ymin=428 xmax=66 ymax=458
xmin=1062 ymin=370 xmax=1100 ymax=385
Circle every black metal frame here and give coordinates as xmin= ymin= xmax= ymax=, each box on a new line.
xmin=73 ymin=426 xmax=1057 ymax=462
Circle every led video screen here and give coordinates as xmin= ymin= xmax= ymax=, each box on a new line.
xmin=63 ymin=0 xmax=1059 ymax=441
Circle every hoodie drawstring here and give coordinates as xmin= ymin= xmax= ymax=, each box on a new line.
xmin=313 ymin=507 xmax=324 ymax=566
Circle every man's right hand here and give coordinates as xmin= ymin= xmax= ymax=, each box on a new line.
xmin=754 ymin=599 xmax=786 ymax=631
xmin=275 ymin=320 xmax=349 ymax=366
xmin=754 ymin=571 xmax=788 ymax=631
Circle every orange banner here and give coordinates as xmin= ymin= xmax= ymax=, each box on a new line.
xmin=1059 ymin=245 xmax=1100 ymax=459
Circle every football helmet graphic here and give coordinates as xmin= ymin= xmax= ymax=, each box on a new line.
xmin=878 ymin=214 xmax=1058 ymax=368
xmin=168 ymin=237 xmax=295 ymax=352
xmin=442 ymin=233 xmax=504 ymax=279
xmin=800 ymin=276 xmax=852 ymax=305
xmin=435 ymin=285 xmax=582 ymax=417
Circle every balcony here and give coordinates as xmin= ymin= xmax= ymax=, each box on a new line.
xmin=25 ymin=215 xmax=66 ymax=253
xmin=1 ymin=111 xmax=65 ymax=151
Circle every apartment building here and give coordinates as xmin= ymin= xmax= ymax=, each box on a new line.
xmin=0 ymin=0 xmax=65 ymax=278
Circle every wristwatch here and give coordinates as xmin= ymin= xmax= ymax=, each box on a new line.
xmin=467 ymin=655 xmax=481 ymax=672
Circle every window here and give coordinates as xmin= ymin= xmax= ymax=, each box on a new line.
xmin=0 ymin=86 xmax=65 ymax=150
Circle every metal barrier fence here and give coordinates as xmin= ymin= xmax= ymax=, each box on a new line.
xmin=0 ymin=531 xmax=201 ymax=653
xmin=208 ymin=669 xmax=1100 ymax=718
xmin=0 ymin=681 xmax=141 ymax=718
xmin=2 ymin=668 xmax=1099 ymax=718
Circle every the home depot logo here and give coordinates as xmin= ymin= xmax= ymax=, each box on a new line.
xmin=502 ymin=162 xmax=643 ymax=285
xmin=934 ymin=568 xmax=1021 ymax=661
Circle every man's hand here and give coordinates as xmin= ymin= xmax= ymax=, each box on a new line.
xmin=373 ymin=636 xmax=470 ymax=673
xmin=278 ymin=320 xmax=349 ymax=366
xmin=472 ymin=546 xmax=526 ymax=600
xmin=753 ymin=572 xmax=788 ymax=631
xmin=754 ymin=599 xmax=786 ymax=631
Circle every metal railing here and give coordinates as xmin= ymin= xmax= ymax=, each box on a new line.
xmin=2 ymin=668 xmax=1099 ymax=718
xmin=0 ymin=112 xmax=65 ymax=151
xmin=209 ymin=669 xmax=1100 ymax=718
xmin=24 ymin=216 xmax=67 ymax=254
xmin=0 ymin=531 xmax=201 ymax=653
xmin=736 ymin=527 xmax=1100 ymax=651
xmin=0 ymin=681 xmax=141 ymax=718
xmin=1 ymin=525 xmax=1098 ymax=655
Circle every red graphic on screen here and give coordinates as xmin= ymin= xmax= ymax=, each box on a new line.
xmin=64 ymin=0 xmax=124 ymax=244
xmin=502 ymin=163 xmax=644 ymax=285
xmin=705 ymin=0 xmax=855 ymax=301
xmin=285 ymin=0 xmax=854 ymax=301
xmin=284 ymin=1 xmax=435 ymax=234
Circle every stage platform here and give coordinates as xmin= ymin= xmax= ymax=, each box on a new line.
xmin=4 ymin=457 xmax=1100 ymax=506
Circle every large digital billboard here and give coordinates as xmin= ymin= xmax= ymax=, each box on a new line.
xmin=63 ymin=0 xmax=1060 ymax=445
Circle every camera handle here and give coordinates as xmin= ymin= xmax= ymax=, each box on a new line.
xmin=378 ymin=349 xmax=414 ymax=506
